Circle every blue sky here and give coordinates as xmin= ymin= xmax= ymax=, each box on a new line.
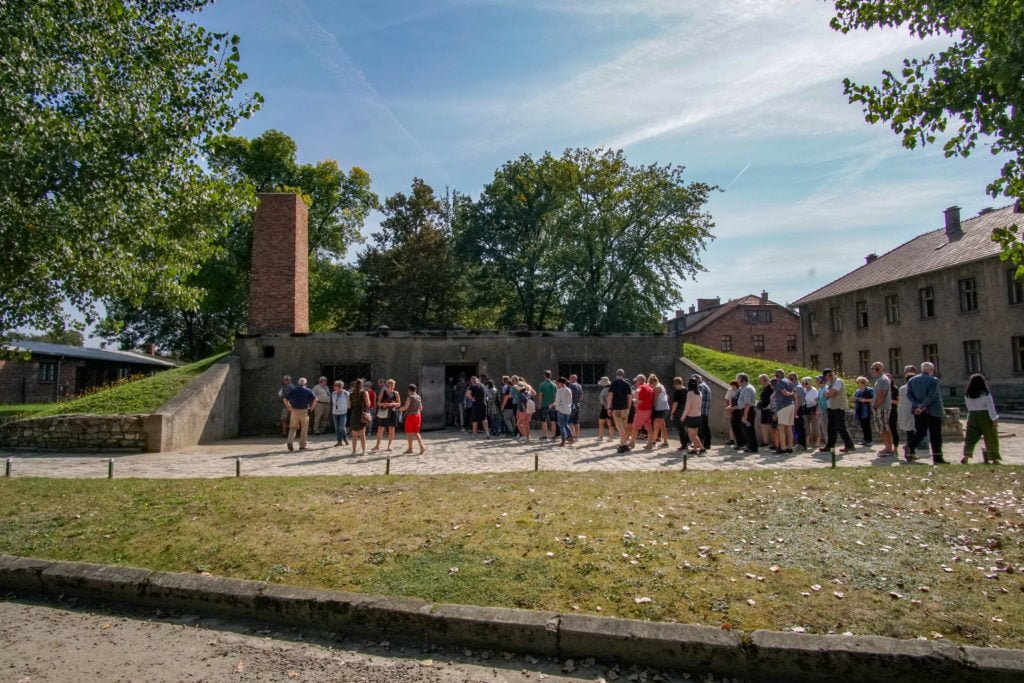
xmin=196 ymin=0 xmax=1008 ymax=312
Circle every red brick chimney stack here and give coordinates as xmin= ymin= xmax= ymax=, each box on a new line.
xmin=760 ymin=290 xmax=768 ymax=305
xmin=248 ymin=193 xmax=309 ymax=335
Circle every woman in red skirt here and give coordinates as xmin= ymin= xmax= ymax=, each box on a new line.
xmin=400 ymin=383 xmax=425 ymax=455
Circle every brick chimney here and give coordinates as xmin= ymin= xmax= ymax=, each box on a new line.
xmin=760 ymin=290 xmax=768 ymax=305
xmin=944 ymin=205 xmax=962 ymax=240
xmin=248 ymin=193 xmax=309 ymax=335
xmin=696 ymin=297 xmax=720 ymax=311
xmin=865 ymin=253 xmax=878 ymax=264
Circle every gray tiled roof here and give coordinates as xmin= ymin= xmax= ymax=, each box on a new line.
xmin=792 ymin=204 xmax=1021 ymax=306
xmin=5 ymin=341 xmax=177 ymax=367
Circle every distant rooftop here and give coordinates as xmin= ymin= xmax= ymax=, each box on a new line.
xmin=793 ymin=204 xmax=1020 ymax=306
xmin=5 ymin=341 xmax=178 ymax=367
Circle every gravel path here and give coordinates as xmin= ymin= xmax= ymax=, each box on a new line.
xmin=1 ymin=597 xmax=716 ymax=683
xmin=0 ymin=424 xmax=1020 ymax=480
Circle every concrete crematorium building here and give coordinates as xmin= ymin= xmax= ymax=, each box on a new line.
xmin=793 ymin=204 xmax=1024 ymax=400
xmin=236 ymin=194 xmax=682 ymax=434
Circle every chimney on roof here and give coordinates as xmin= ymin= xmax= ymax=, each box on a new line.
xmin=865 ymin=253 xmax=878 ymax=265
xmin=696 ymin=297 xmax=720 ymax=311
xmin=675 ymin=309 xmax=686 ymax=318
xmin=688 ymin=305 xmax=696 ymax=314
xmin=944 ymin=205 xmax=962 ymax=239
xmin=760 ymin=290 xmax=768 ymax=305
xmin=145 ymin=343 xmax=157 ymax=356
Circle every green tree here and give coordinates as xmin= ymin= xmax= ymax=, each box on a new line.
xmin=831 ymin=0 xmax=1024 ymax=273
xmin=100 ymin=129 xmax=377 ymax=357
xmin=357 ymin=180 xmax=469 ymax=329
xmin=0 ymin=0 xmax=262 ymax=339
xmin=461 ymin=149 xmax=716 ymax=333
xmin=459 ymin=154 xmax=567 ymax=330
xmin=17 ymin=328 xmax=86 ymax=347
xmin=555 ymin=149 xmax=715 ymax=333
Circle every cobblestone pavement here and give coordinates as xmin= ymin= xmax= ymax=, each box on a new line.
xmin=2 ymin=423 xmax=1020 ymax=479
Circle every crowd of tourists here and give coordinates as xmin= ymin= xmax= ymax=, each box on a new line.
xmin=275 ymin=362 xmax=1002 ymax=465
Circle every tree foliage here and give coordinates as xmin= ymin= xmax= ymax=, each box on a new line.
xmin=461 ymin=148 xmax=716 ymax=333
xmin=0 ymin=0 xmax=262 ymax=338
xmin=100 ymin=129 xmax=378 ymax=358
xmin=831 ymin=0 xmax=1024 ymax=273
xmin=357 ymin=180 xmax=469 ymax=330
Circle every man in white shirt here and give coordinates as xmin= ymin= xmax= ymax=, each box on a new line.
xmin=311 ymin=376 xmax=332 ymax=435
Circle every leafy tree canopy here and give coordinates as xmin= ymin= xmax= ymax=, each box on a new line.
xmin=357 ymin=180 xmax=469 ymax=330
xmin=461 ymin=148 xmax=716 ymax=333
xmin=101 ymin=129 xmax=378 ymax=358
xmin=831 ymin=0 xmax=1024 ymax=273
xmin=0 ymin=0 xmax=262 ymax=339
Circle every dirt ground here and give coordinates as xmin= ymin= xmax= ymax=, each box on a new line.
xmin=0 ymin=596 xmax=724 ymax=683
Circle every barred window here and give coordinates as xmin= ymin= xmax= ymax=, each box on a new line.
xmin=856 ymin=301 xmax=868 ymax=328
xmin=922 ymin=343 xmax=939 ymax=374
xmin=786 ymin=335 xmax=797 ymax=352
xmin=959 ymin=277 xmax=978 ymax=313
xmin=858 ymin=350 xmax=871 ymax=376
xmin=320 ymin=363 xmax=373 ymax=387
xmin=885 ymin=294 xmax=900 ymax=324
xmin=963 ymin=340 xmax=982 ymax=375
xmin=558 ymin=361 xmax=607 ymax=385
xmin=752 ymin=334 xmax=765 ymax=352
xmin=919 ymin=286 xmax=935 ymax=318
xmin=721 ymin=335 xmax=733 ymax=352
xmin=888 ymin=347 xmax=902 ymax=375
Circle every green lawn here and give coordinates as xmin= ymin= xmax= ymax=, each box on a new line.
xmin=684 ymin=344 xmax=857 ymax=397
xmin=1 ymin=468 xmax=1021 ymax=648
xmin=0 ymin=353 xmax=225 ymax=419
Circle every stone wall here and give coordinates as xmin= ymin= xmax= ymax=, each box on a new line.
xmin=0 ymin=415 xmax=147 ymax=450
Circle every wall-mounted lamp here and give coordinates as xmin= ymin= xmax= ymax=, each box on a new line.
xmin=459 ymin=344 xmax=467 ymax=359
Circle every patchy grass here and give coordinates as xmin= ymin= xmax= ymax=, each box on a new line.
xmin=0 ymin=468 xmax=1021 ymax=647
xmin=5 ymin=354 xmax=225 ymax=418
xmin=684 ymin=344 xmax=857 ymax=397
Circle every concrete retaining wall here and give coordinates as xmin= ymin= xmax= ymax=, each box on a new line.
xmin=2 ymin=555 xmax=1020 ymax=683
xmin=144 ymin=355 xmax=240 ymax=452
xmin=0 ymin=415 xmax=147 ymax=450
xmin=675 ymin=356 xmax=730 ymax=437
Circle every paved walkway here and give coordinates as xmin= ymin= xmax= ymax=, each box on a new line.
xmin=2 ymin=424 xmax=1020 ymax=479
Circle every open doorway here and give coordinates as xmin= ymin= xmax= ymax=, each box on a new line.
xmin=444 ymin=363 xmax=477 ymax=428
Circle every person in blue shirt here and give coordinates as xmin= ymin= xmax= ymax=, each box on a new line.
xmin=285 ymin=377 xmax=317 ymax=451
xmin=904 ymin=361 xmax=947 ymax=464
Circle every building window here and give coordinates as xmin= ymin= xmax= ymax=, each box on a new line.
xmin=858 ymin=350 xmax=871 ymax=376
xmin=888 ymin=347 xmax=902 ymax=374
xmin=1008 ymin=269 xmax=1024 ymax=306
xmin=558 ymin=361 xmax=608 ymax=385
xmin=745 ymin=309 xmax=772 ymax=324
xmin=1014 ymin=336 xmax=1024 ymax=373
xmin=885 ymin=294 xmax=900 ymax=324
xmin=856 ymin=301 xmax=868 ymax=328
xmin=958 ymin=277 xmax=978 ymax=313
xmin=38 ymin=362 xmax=57 ymax=382
xmin=829 ymin=306 xmax=842 ymax=333
xmin=963 ymin=340 xmax=982 ymax=375
xmin=919 ymin=286 xmax=935 ymax=319
xmin=752 ymin=334 xmax=765 ymax=352
xmin=922 ymin=343 xmax=939 ymax=374
xmin=808 ymin=311 xmax=819 ymax=337
xmin=809 ymin=354 xmax=819 ymax=371
xmin=832 ymin=353 xmax=843 ymax=375
xmin=720 ymin=335 xmax=733 ymax=352
xmin=116 ymin=367 xmax=131 ymax=380
xmin=320 ymin=363 xmax=373 ymax=387
xmin=786 ymin=335 xmax=797 ymax=352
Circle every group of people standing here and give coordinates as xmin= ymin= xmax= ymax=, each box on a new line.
xmin=275 ymin=360 xmax=1002 ymax=466
xmin=278 ymin=375 xmax=424 ymax=456
xmin=722 ymin=361 xmax=1001 ymax=465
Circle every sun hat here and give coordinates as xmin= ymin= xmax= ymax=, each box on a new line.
xmin=597 ymin=376 xmax=610 ymax=386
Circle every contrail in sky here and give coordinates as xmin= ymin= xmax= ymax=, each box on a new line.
xmin=727 ymin=163 xmax=751 ymax=188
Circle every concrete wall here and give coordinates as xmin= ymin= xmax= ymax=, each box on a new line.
xmin=675 ymin=356 xmax=731 ymax=437
xmin=235 ymin=332 xmax=681 ymax=435
xmin=144 ymin=356 xmax=240 ymax=452
xmin=0 ymin=415 xmax=147 ymax=450
xmin=799 ymin=255 xmax=1024 ymax=401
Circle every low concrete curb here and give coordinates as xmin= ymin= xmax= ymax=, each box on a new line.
xmin=2 ymin=555 xmax=1022 ymax=682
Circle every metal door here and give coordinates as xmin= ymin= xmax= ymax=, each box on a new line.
xmin=419 ymin=364 xmax=445 ymax=430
